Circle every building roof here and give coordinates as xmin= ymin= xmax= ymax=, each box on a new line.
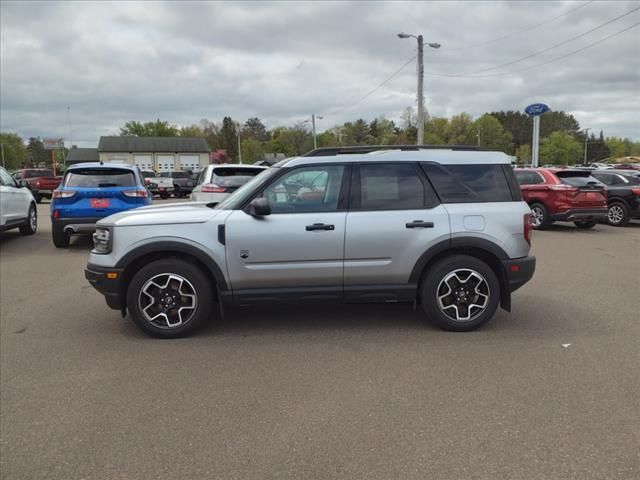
xmin=98 ymin=136 xmax=209 ymax=153
xmin=66 ymin=148 xmax=99 ymax=163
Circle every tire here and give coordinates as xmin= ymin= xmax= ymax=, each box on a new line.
xmin=51 ymin=223 xmax=70 ymax=247
xmin=574 ymin=220 xmax=596 ymax=229
xmin=529 ymin=203 xmax=551 ymax=230
xmin=159 ymin=192 xmax=169 ymax=199
xmin=34 ymin=194 xmax=42 ymax=204
xmin=607 ymin=202 xmax=630 ymax=227
xmin=126 ymin=258 xmax=214 ymax=338
xmin=19 ymin=204 xmax=37 ymax=235
xmin=173 ymin=185 xmax=181 ymax=198
xmin=420 ymin=255 xmax=500 ymax=332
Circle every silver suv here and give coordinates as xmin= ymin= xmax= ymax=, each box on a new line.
xmin=85 ymin=146 xmax=535 ymax=338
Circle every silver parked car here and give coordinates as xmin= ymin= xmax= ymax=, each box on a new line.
xmin=85 ymin=146 xmax=536 ymax=338
xmin=190 ymin=164 xmax=267 ymax=204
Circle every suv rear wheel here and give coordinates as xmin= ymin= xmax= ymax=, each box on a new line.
xmin=19 ymin=204 xmax=37 ymax=235
xmin=52 ymin=223 xmax=70 ymax=247
xmin=126 ymin=258 xmax=213 ymax=338
xmin=607 ymin=202 xmax=630 ymax=226
xmin=530 ymin=203 xmax=550 ymax=230
xmin=420 ymin=255 xmax=500 ymax=332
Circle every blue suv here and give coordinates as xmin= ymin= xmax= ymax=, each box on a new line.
xmin=51 ymin=163 xmax=151 ymax=247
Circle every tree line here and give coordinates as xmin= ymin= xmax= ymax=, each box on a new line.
xmin=2 ymin=109 xmax=639 ymax=170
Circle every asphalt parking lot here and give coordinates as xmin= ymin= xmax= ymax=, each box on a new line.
xmin=1 ymin=201 xmax=639 ymax=480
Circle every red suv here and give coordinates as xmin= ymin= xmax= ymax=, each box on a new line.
xmin=514 ymin=168 xmax=607 ymax=229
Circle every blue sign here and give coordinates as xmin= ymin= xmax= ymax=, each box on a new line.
xmin=525 ymin=103 xmax=550 ymax=116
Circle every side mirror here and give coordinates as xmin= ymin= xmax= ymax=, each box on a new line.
xmin=247 ymin=197 xmax=271 ymax=217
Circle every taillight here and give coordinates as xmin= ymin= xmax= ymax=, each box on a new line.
xmin=122 ymin=190 xmax=148 ymax=198
xmin=36 ymin=180 xmax=41 ymax=188
xmin=53 ymin=210 xmax=60 ymax=219
xmin=52 ymin=190 xmax=76 ymax=199
xmin=549 ymin=184 xmax=578 ymax=193
xmin=201 ymin=183 xmax=227 ymax=193
xmin=524 ymin=213 xmax=533 ymax=246
xmin=631 ymin=188 xmax=640 ymax=195
xmin=144 ymin=178 xmax=151 ymax=186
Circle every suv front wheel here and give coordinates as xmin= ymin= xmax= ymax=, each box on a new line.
xmin=126 ymin=258 xmax=214 ymax=338
xmin=420 ymin=255 xmax=500 ymax=332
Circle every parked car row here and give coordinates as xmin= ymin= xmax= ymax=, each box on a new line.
xmin=514 ymin=167 xmax=640 ymax=228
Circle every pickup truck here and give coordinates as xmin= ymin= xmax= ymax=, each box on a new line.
xmin=159 ymin=171 xmax=194 ymax=197
xmin=13 ymin=169 xmax=62 ymax=203
xmin=140 ymin=171 xmax=174 ymax=199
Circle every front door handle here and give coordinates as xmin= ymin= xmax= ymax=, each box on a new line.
xmin=406 ymin=220 xmax=434 ymax=229
xmin=306 ymin=223 xmax=335 ymax=231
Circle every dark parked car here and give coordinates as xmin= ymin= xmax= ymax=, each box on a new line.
xmin=514 ymin=168 xmax=608 ymax=229
xmin=591 ymin=170 xmax=640 ymax=226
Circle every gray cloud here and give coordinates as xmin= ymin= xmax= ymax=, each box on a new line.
xmin=1 ymin=0 xmax=638 ymax=146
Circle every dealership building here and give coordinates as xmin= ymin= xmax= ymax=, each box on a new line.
xmin=66 ymin=137 xmax=210 ymax=172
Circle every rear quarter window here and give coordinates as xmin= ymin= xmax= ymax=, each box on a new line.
xmin=422 ymin=164 xmax=514 ymax=203
xmin=64 ymin=169 xmax=136 ymax=187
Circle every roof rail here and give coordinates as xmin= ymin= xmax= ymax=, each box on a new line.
xmin=302 ymin=145 xmax=484 ymax=157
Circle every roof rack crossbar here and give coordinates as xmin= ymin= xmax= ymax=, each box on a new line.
xmin=302 ymin=145 xmax=484 ymax=156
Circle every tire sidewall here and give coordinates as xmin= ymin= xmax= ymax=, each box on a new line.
xmin=607 ymin=202 xmax=630 ymax=226
xmin=530 ymin=203 xmax=550 ymax=230
xmin=20 ymin=204 xmax=37 ymax=235
xmin=51 ymin=223 xmax=70 ymax=247
xmin=420 ymin=255 xmax=500 ymax=332
xmin=126 ymin=258 xmax=213 ymax=338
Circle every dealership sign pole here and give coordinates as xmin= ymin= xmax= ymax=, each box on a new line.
xmin=525 ymin=103 xmax=550 ymax=167
xmin=43 ymin=138 xmax=64 ymax=176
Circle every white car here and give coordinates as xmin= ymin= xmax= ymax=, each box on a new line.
xmin=190 ymin=164 xmax=267 ymax=204
xmin=0 ymin=166 xmax=37 ymax=235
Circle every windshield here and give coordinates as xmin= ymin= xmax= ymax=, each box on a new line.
xmin=64 ymin=169 xmax=136 ymax=187
xmin=214 ymin=167 xmax=278 ymax=210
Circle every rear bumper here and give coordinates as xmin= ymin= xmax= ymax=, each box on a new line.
xmin=502 ymin=256 xmax=536 ymax=292
xmin=85 ymin=263 xmax=124 ymax=310
xmin=551 ymin=208 xmax=608 ymax=222
xmin=52 ymin=217 xmax=101 ymax=234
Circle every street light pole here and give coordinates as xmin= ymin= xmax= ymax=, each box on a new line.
xmin=237 ymin=131 xmax=242 ymax=164
xmin=312 ymin=113 xmax=318 ymax=149
xmin=416 ymin=35 xmax=424 ymax=145
xmin=398 ymin=33 xmax=440 ymax=146
xmin=583 ymin=128 xmax=591 ymax=165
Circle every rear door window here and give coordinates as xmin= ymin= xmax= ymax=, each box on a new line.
xmin=356 ymin=163 xmax=437 ymax=210
xmin=64 ymin=169 xmax=136 ymax=187
xmin=514 ymin=170 xmax=545 ymax=185
xmin=422 ymin=164 xmax=513 ymax=203
xmin=555 ymin=172 xmax=603 ymax=187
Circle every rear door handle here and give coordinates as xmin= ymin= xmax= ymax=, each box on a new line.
xmin=406 ymin=220 xmax=434 ymax=229
xmin=306 ymin=223 xmax=335 ymax=231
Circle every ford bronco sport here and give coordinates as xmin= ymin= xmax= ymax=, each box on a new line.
xmin=85 ymin=146 xmax=536 ymax=338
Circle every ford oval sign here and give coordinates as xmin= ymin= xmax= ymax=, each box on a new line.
xmin=525 ymin=103 xmax=550 ymax=116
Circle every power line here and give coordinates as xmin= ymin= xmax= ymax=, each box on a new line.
xmin=426 ymin=6 xmax=640 ymax=78
xmin=467 ymin=5 xmax=639 ymax=75
xmin=426 ymin=21 xmax=639 ymax=79
xmin=445 ymin=0 xmax=596 ymax=52
xmin=327 ymin=55 xmax=416 ymax=116
xmin=474 ymin=21 xmax=640 ymax=78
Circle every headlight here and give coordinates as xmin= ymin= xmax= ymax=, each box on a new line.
xmin=92 ymin=227 xmax=112 ymax=254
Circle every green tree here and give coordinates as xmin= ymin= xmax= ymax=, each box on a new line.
xmin=242 ymin=118 xmax=269 ymax=142
xmin=342 ymin=119 xmax=372 ymax=145
xmin=240 ymin=137 xmax=265 ymax=163
xmin=25 ymin=137 xmax=49 ymax=167
xmin=179 ymin=124 xmax=205 ymax=137
xmin=466 ymin=114 xmax=513 ymax=153
xmin=448 ymin=113 xmax=472 ymax=145
xmin=220 ymin=117 xmax=239 ymax=160
xmin=119 ymin=119 xmax=179 ymax=136
xmin=425 ymin=117 xmax=449 ymax=144
xmin=515 ymin=144 xmax=531 ymax=164
xmin=0 ymin=132 xmax=26 ymax=169
xmin=540 ymin=132 xmax=582 ymax=165
xmin=584 ymin=130 xmax=610 ymax=162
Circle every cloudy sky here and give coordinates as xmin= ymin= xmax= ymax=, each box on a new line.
xmin=1 ymin=0 xmax=639 ymax=146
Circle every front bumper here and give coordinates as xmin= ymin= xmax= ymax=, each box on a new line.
xmin=85 ymin=263 xmax=124 ymax=310
xmin=551 ymin=208 xmax=608 ymax=222
xmin=502 ymin=256 xmax=536 ymax=293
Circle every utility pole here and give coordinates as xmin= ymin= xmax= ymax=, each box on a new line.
xmin=416 ymin=35 xmax=424 ymax=145
xmin=476 ymin=129 xmax=481 ymax=147
xmin=1 ymin=143 xmax=5 ymax=168
xmin=583 ymin=128 xmax=591 ymax=165
xmin=312 ymin=113 xmax=318 ymax=149
xmin=237 ymin=131 xmax=242 ymax=164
